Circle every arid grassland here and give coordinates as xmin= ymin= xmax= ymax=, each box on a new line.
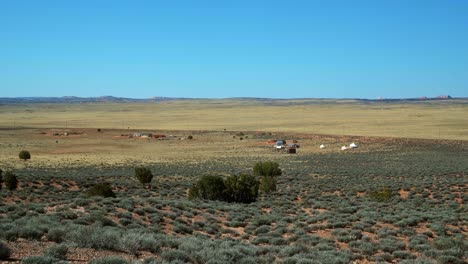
xmin=0 ymin=99 xmax=467 ymax=263
xmin=0 ymin=99 xmax=467 ymax=140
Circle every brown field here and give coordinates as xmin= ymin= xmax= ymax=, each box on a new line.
xmin=1 ymin=99 xmax=466 ymax=168
xmin=0 ymin=99 xmax=467 ymax=141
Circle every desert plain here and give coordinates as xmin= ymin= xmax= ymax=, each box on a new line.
xmin=0 ymin=99 xmax=466 ymax=263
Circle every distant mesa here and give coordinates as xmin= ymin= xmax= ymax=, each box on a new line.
xmin=0 ymin=95 xmax=462 ymax=104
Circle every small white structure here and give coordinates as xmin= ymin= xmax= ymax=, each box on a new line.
xmin=341 ymin=146 xmax=348 ymax=150
xmin=349 ymin=143 xmax=358 ymax=148
xmin=320 ymin=144 xmax=325 ymax=149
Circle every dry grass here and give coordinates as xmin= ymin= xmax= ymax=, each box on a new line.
xmin=0 ymin=127 xmax=398 ymax=168
xmin=0 ymin=99 xmax=467 ymax=140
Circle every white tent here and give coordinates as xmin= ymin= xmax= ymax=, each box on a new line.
xmin=320 ymin=144 xmax=325 ymax=149
xmin=349 ymin=143 xmax=358 ymax=148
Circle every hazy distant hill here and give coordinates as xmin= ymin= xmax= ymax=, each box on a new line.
xmin=0 ymin=95 xmax=466 ymax=104
xmin=0 ymin=96 xmax=159 ymax=104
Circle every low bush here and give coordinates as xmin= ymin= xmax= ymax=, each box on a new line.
xmin=22 ymin=255 xmax=65 ymax=264
xmin=259 ymin=176 xmax=277 ymax=194
xmin=90 ymin=256 xmax=130 ymax=264
xmin=188 ymin=175 xmax=226 ymax=201
xmin=65 ymin=225 xmax=121 ymax=251
xmin=253 ymin=161 xmax=282 ymax=177
xmin=223 ymin=174 xmax=259 ymax=203
xmin=44 ymin=244 xmax=68 ymax=260
xmin=87 ymin=183 xmax=116 ymax=198
xmin=119 ymin=230 xmax=148 ymax=256
xmin=161 ymin=249 xmax=193 ymax=263
xmin=134 ymin=167 xmax=153 ymax=188
xmin=46 ymin=228 xmax=67 ymax=243
xmin=19 ymin=150 xmax=31 ymax=161
xmin=393 ymin=250 xmax=415 ymax=260
xmin=433 ymin=235 xmax=464 ymax=252
xmin=3 ymin=172 xmax=18 ymax=191
xmin=369 ymin=188 xmax=392 ymax=202
xmin=0 ymin=241 xmax=11 ymax=260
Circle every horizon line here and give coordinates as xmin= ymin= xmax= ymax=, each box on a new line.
xmin=0 ymin=95 xmax=461 ymax=101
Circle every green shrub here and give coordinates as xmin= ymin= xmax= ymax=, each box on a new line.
xmin=0 ymin=241 xmax=11 ymax=260
xmin=253 ymin=161 xmax=282 ymax=177
xmin=46 ymin=228 xmax=67 ymax=243
xmin=437 ymin=255 xmax=464 ymax=264
xmin=44 ymin=244 xmax=68 ymax=260
xmin=3 ymin=172 xmax=18 ymax=191
xmin=188 ymin=175 xmax=226 ymax=201
xmin=18 ymin=225 xmax=43 ymax=240
xmin=369 ymin=188 xmax=392 ymax=202
xmin=433 ymin=235 xmax=464 ymax=251
xmin=224 ymin=174 xmax=259 ymax=203
xmin=189 ymin=174 xmax=259 ymax=203
xmin=259 ymin=176 xmax=276 ymax=194
xmin=90 ymin=256 xmax=130 ymax=264
xmin=119 ymin=230 xmax=147 ymax=256
xmin=86 ymin=183 xmax=116 ymax=198
xmin=142 ymin=258 xmax=159 ymax=264
xmin=22 ymin=255 xmax=65 ymax=264
xmin=134 ymin=167 xmax=153 ymax=188
xmin=19 ymin=150 xmax=31 ymax=161
xmin=161 ymin=249 xmax=192 ymax=263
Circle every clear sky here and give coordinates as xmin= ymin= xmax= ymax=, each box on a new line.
xmin=1 ymin=0 xmax=467 ymax=99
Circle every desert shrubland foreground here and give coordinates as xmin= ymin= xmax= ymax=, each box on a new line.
xmin=0 ymin=127 xmax=466 ymax=263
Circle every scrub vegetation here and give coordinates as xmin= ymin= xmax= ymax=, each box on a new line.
xmin=0 ymin=132 xmax=466 ymax=263
xmin=0 ymin=99 xmax=466 ymax=263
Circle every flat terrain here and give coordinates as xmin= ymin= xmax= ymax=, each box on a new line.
xmin=1 ymin=99 xmax=467 ymax=140
xmin=0 ymin=100 xmax=467 ymax=263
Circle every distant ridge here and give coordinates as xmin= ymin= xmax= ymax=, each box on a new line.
xmin=0 ymin=95 xmax=466 ymax=104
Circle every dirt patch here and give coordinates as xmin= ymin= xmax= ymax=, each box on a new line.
xmin=50 ymin=182 xmax=63 ymax=189
xmin=322 ymin=190 xmax=342 ymax=196
xmin=361 ymin=231 xmax=377 ymax=241
xmin=4 ymin=240 xmax=154 ymax=263
xmin=398 ymin=189 xmax=409 ymax=199
xmin=302 ymin=207 xmax=314 ymax=216
xmin=316 ymin=208 xmax=328 ymax=213
xmin=414 ymin=222 xmax=431 ymax=235
xmin=313 ymin=229 xmax=333 ymax=239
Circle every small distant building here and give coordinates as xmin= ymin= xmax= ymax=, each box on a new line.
xmin=133 ymin=133 xmax=152 ymax=138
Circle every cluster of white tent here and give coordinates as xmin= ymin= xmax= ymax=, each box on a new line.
xmin=319 ymin=143 xmax=358 ymax=150
xmin=342 ymin=142 xmax=358 ymax=150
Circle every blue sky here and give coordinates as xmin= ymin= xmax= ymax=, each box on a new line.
xmin=1 ymin=0 xmax=467 ymax=98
